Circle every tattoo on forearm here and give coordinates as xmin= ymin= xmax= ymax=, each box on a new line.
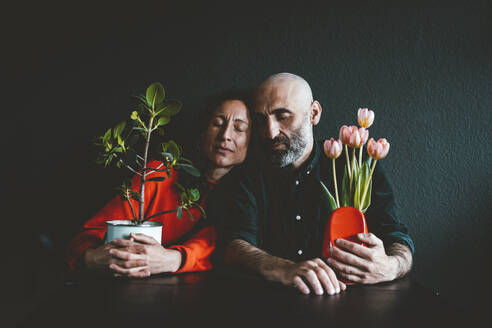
xmin=387 ymin=243 xmax=413 ymax=279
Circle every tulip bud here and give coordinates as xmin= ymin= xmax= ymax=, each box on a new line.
xmin=323 ymin=138 xmax=343 ymax=159
xmin=343 ymin=126 xmax=368 ymax=148
xmin=357 ymin=108 xmax=375 ymax=128
xmin=367 ymin=138 xmax=390 ymax=159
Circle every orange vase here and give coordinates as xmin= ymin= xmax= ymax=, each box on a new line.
xmin=322 ymin=206 xmax=368 ymax=259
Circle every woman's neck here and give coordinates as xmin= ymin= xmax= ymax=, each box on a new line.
xmin=205 ymin=166 xmax=233 ymax=182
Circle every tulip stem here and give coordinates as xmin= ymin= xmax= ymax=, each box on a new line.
xmin=344 ymin=144 xmax=351 ymax=180
xmin=332 ymin=158 xmax=340 ymax=208
xmin=349 ymin=148 xmax=356 ymax=197
xmin=360 ymin=159 xmax=377 ymax=210
xmin=359 ymin=146 xmax=363 ymax=170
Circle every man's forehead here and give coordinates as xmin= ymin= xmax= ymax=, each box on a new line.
xmin=254 ymin=83 xmax=307 ymax=114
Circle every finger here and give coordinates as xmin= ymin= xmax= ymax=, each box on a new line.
xmin=302 ymin=268 xmax=324 ymax=295
xmin=313 ymin=259 xmax=338 ymax=294
xmin=110 ymin=238 xmax=135 ymax=247
xmin=110 ymin=263 xmax=148 ymax=274
xmin=314 ymin=266 xmax=336 ymax=295
xmin=292 ymin=275 xmax=310 ymax=295
xmin=109 ymin=249 xmax=145 ymax=261
xmin=331 ymin=242 xmax=372 ymax=270
xmin=354 ymin=233 xmax=383 ymax=247
xmin=326 ymin=257 xmax=365 ymax=278
xmin=339 ymin=280 xmax=347 ymax=291
xmin=337 ymin=271 xmax=362 ymax=284
xmin=110 ymin=258 xmax=147 ymax=270
xmin=126 ymin=269 xmax=151 ymax=278
xmin=130 ymin=233 xmax=158 ymax=245
xmin=334 ymin=238 xmax=373 ymax=260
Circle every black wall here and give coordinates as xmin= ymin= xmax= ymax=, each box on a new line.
xmin=5 ymin=0 xmax=491 ymax=317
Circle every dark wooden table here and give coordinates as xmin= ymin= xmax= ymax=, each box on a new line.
xmin=18 ymin=268 xmax=466 ymax=328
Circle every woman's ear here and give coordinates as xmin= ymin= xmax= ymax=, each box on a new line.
xmin=310 ymin=100 xmax=322 ymax=125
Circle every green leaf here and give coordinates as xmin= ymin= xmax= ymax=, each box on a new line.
xmin=146 ymin=82 xmax=165 ymax=108
xmin=197 ymin=205 xmax=206 ymax=219
xmin=102 ymin=128 xmax=112 ymax=144
xmin=320 ymin=181 xmax=338 ymax=212
xmin=132 ymin=94 xmax=150 ymax=107
xmin=177 ymin=163 xmax=201 ymax=177
xmin=184 ymin=207 xmax=194 ymax=221
xmin=160 ymin=152 xmax=174 ymax=162
xmin=353 ymin=172 xmax=361 ymax=210
xmin=341 ymin=166 xmax=351 ymax=207
xmin=176 ymin=206 xmax=183 ymax=219
xmin=178 ymin=157 xmax=193 ymax=164
xmin=360 ymin=178 xmax=372 ymax=213
xmin=189 ymin=188 xmax=200 ymax=201
xmin=167 ymin=140 xmax=181 ymax=160
xmin=157 ymin=116 xmax=170 ymax=127
xmin=113 ymin=121 xmax=126 ymax=138
xmin=156 ymin=128 xmax=165 ymax=136
xmin=156 ymin=99 xmax=182 ymax=117
xmin=146 ymin=176 xmax=166 ymax=182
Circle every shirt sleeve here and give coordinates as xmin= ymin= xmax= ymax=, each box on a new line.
xmin=168 ymin=225 xmax=216 ymax=273
xmin=364 ymin=162 xmax=415 ymax=254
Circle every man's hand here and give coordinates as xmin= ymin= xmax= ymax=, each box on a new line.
xmin=225 ymin=239 xmax=345 ymax=296
xmin=108 ymin=233 xmax=182 ymax=278
xmin=326 ymin=233 xmax=411 ymax=284
xmin=279 ymin=258 xmax=346 ymax=295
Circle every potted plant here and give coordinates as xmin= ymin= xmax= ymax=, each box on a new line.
xmin=320 ymin=108 xmax=390 ymax=258
xmin=94 ymin=82 xmax=204 ymax=244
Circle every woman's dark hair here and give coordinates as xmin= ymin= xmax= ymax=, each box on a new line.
xmin=196 ymin=88 xmax=253 ymax=137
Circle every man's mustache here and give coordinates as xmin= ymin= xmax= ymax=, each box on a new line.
xmin=266 ymin=136 xmax=290 ymax=149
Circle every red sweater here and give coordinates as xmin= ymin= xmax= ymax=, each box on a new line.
xmin=66 ymin=160 xmax=216 ymax=273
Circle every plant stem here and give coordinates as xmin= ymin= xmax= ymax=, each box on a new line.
xmin=126 ymin=165 xmax=142 ymax=176
xmin=349 ymin=148 xmax=356 ymax=196
xmin=139 ymin=116 xmax=154 ymax=223
xmin=126 ymin=195 xmax=137 ymax=221
xmin=145 ymin=207 xmax=178 ymax=220
xmin=359 ymin=146 xmax=363 ymax=170
xmin=359 ymin=159 xmax=377 ymax=210
xmin=344 ymin=144 xmax=351 ymax=180
xmin=332 ymin=158 xmax=340 ymax=208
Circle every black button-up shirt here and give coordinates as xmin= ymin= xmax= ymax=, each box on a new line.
xmin=209 ymin=139 xmax=415 ymax=262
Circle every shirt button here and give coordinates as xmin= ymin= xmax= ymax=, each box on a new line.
xmin=306 ymin=170 xmax=310 ymax=175
xmin=295 ymin=215 xmax=301 ymax=221
xmin=295 ymin=180 xmax=299 ymax=185
xmin=297 ymin=249 xmax=303 ymax=255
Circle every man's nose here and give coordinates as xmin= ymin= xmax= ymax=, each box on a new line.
xmin=265 ymin=118 xmax=279 ymax=139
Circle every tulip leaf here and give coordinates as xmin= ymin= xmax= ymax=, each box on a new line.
xmin=146 ymin=82 xmax=166 ymax=108
xmin=341 ymin=166 xmax=351 ymax=207
xmin=360 ymin=178 xmax=372 ymax=213
xmin=320 ymin=181 xmax=338 ymax=212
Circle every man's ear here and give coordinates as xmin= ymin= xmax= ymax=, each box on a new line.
xmin=310 ymin=100 xmax=322 ymax=125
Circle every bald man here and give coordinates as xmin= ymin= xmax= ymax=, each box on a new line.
xmin=214 ymin=73 xmax=414 ymax=295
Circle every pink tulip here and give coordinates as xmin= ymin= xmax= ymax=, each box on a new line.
xmin=340 ymin=125 xmax=368 ymax=148
xmin=323 ymin=138 xmax=343 ymax=159
xmin=367 ymin=138 xmax=390 ymax=159
xmin=357 ymin=108 xmax=375 ymax=128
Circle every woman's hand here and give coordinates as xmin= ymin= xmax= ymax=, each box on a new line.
xmin=107 ymin=233 xmax=183 ymax=278
xmin=84 ymin=238 xmax=147 ymax=273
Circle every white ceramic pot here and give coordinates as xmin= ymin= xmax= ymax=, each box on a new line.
xmin=105 ymin=220 xmax=163 ymax=244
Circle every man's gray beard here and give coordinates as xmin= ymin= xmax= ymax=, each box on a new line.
xmin=267 ymin=118 xmax=312 ymax=168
